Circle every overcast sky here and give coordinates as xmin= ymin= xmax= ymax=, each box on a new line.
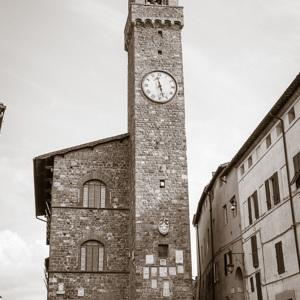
xmin=0 ymin=0 xmax=299 ymax=299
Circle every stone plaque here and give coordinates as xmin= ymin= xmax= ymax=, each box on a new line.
xmin=56 ymin=283 xmax=65 ymax=295
xmin=175 ymin=250 xmax=183 ymax=264
xmin=160 ymin=258 xmax=167 ymax=266
xmin=146 ymin=255 xmax=154 ymax=264
xmin=177 ymin=265 xmax=184 ymax=274
xmin=151 ymin=279 xmax=158 ymax=289
xmin=151 ymin=267 xmax=158 ymax=277
xmin=163 ymin=280 xmax=170 ymax=297
xmin=78 ymin=287 xmax=84 ymax=297
xmin=143 ymin=267 xmax=150 ymax=279
xmin=169 ymin=267 xmax=177 ymax=276
xmin=159 ymin=267 xmax=168 ymax=277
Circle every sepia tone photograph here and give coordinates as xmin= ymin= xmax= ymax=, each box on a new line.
xmin=0 ymin=0 xmax=299 ymax=299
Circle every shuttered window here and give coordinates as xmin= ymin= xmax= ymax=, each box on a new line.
xmin=248 ymin=197 xmax=253 ymax=225
xmin=250 ymin=276 xmax=254 ymax=292
xmin=83 ymin=180 xmax=106 ymax=208
xmin=255 ymin=272 xmax=263 ymax=300
xmin=271 ymin=172 xmax=280 ymax=205
xmin=251 ymin=235 xmax=259 ymax=268
xmin=80 ymin=241 xmax=104 ymax=271
xmin=265 ymin=179 xmax=271 ymax=210
xmin=291 ymin=152 xmax=300 ymax=188
xmin=253 ymin=191 xmax=259 ymax=219
xmin=275 ymin=241 xmax=285 ymax=274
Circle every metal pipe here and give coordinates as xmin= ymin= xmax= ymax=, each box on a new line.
xmin=270 ymin=112 xmax=300 ymax=272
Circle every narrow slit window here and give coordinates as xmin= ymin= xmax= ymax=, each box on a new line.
xmin=160 ymin=179 xmax=165 ymax=188
xmin=158 ymin=50 xmax=162 ymax=55
xmin=158 ymin=30 xmax=163 ymax=37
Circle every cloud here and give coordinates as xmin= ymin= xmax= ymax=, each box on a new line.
xmin=0 ymin=230 xmax=48 ymax=299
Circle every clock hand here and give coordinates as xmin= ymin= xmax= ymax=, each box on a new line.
xmin=157 ymin=78 xmax=164 ymax=97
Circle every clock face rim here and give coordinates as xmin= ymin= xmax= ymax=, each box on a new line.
xmin=141 ymin=70 xmax=178 ymax=104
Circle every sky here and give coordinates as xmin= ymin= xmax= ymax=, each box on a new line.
xmin=0 ymin=0 xmax=299 ymax=299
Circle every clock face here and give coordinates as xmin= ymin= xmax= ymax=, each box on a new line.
xmin=141 ymin=71 xmax=177 ymax=103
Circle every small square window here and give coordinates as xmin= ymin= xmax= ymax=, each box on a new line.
xmin=288 ymin=107 xmax=295 ymax=124
xmin=158 ymin=30 xmax=163 ymax=37
xmin=158 ymin=50 xmax=162 ymax=55
xmin=160 ymin=180 xmax=165 ymax=188
xmin=158 ymin=244 xmax=168 ymax=257
xmin=276 ymin=123 xmax=283 ymax=136
xmin=266 ymin=134 xmax=271 ymax=148
xmin=240 ymin=164 xmax=245 ymax=176
xmin=248 ymin=156 xmax=253 ymax=168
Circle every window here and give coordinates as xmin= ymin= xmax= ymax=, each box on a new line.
xmin=240 ymin=164 xmax=245 ymax=176
xmin=158 ymin=244 xmax=168 ymax=257
xmin=251 ymin=235 xmax=259 ymax=268
xmin=223 ymin=204 xmax=228 ymax=225
xmin=248 ymin=156 xmax=253 ymax=168
xmin=224 ymin=251 xmax=232 ymax=276
xmin=83 ymin=180 xmax=106 ymax=208
xmin=276 ymin=122 xmax=283 ymax=136
xmin=80 ymin=240 xmax=104 ymax=271
xmin=158 ymin=30 xmax=163 ymax=37
xmin=255 ymin=272 xmax=263 ymax=300
xmin=247 ymin=191 xmax=259 ymax=226
xmin=160 ymin=179 xmax=165 ymax=188
xmin=213 ymin=261 xmax=220 ymax=283
xmin=265 ymin=172 xmax=280 ymax=209
xmin=158 ymin=50 xmax=162 ymax=55
xmin=288 ymin=107 xmax=295 ymax=124
xmin=291 ymin=152 xmax=300 ymax=188
xmin=250 ymin=276 xmax=255 ymax=292
xmin=266 ymin=134 xmax=272 ymax=148
xmin=275 ymin=241 xmax=285 ymax=274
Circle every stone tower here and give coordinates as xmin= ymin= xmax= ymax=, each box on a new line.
xmin=125 ymin=0 xmax=193 ymax=299
xmin=34 ymin=1 xmax=192 ymax=299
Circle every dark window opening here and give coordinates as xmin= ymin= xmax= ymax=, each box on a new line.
xmin=158 ymin=30 xmax=163 ymax=37
xmin=291 ymin=152 xmax=300 ymax=188
xmin=288 ymin=107 xmax=296 ymax=124
xmin=251 ymin=235 xmax=259 ymax=268
xmin=255 ymin=272 xmax=263 ymax=300
xmin=250 ymin=277 xmax=255 ymax=292
xmin=158 ymin=244 xmax=168 ymax=257
xmin=158 ymin=50 xmax=162 ymax=55
xmin=160 ymin=179 xmax=165 ymax=188
xmin=275 ymin=241 xmax=285 ymax=274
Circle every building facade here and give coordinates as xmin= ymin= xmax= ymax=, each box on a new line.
xmin=34 ymin=1 xmax=193 ymax=299
xmin=193 ymin=164 xmax=244 ymax=300
xmin=193 ymin=73 xmax=300 ymax=300
xmin=0 ymin=102 xmax=6 ymax=133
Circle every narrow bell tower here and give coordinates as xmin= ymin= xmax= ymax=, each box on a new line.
xmin=125 ymin=1 xmax=193 ymax=299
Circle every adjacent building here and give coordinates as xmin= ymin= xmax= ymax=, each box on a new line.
xmin=34 ymin=1 xmax=193 ymax=299
xmin=194 ymin=73 xmax=300 ymax=300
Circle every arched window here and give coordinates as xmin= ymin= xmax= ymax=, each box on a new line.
xmin=83 ymin=180 xmax=106 ymax=208
xmin=80 ymin=240 xmax=104 ymax=271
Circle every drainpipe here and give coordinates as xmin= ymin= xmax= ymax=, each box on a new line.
xmin=270 ymin=112 xmax=300 ymax=272
xmin=206 ymin=191 xmax=215 ymax=300
xmin=195 ymin=224 xmax=202 ymax=300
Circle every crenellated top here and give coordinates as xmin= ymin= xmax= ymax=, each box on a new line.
xmin=128 ymin=0 xmax=179 ymax=10
xmin=124 ymin=3 xmax=183 ymax=51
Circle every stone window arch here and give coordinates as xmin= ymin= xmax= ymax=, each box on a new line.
xmin=83 ymin=180 xmax=107 ymax=208
xmin=78 ymin=172 xmax=112 ymax=208
xmin=80 ymin=240 xmax=105 ymax=271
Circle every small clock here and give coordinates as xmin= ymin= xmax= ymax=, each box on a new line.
xmin=141 ymin=70 xmax=177 ymax=103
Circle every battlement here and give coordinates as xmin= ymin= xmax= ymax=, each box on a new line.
xmin=128 ymin=0 xmax=179 ymax=10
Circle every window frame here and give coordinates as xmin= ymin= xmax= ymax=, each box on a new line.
xmin=80 ymin=240 xmax=105 ymax=272
xmin=82 ymin=180 xmax=107 ymax=208
xmin=291 ymin=152 xmax=300 ymax=188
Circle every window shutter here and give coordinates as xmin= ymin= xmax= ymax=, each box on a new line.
xmin=250 ymin=276 xmax=254 ymax=292
xmin=248 ymin=197 xmax=253 ymax=225
xmin=224 ymin=253 xmax=228 ymax=276
xmin=291 ymin=152 xmax=300 ymax=188
xmin=255 ymin=272 xmax=263 ymax=300
xmin=265 ymin=180 xmax=271 ymax=210
xmin=251 ymin=235 xmax=259 ymax=268
xmin=253 ymin=191 xmax=259 ymax=219
xmin=80 ymin=246 xmax=86 ymax=271
xmin=83 ymin=185 xmax=88 ymax=207
xmin=272 ymin=172 xmax=280 ymax=205
xmin=88 ymin=185 xmax=95 ymax=208
xmin=101 ymin=184 xmax=106 ymax=208
xmin=275 ymin=241 xmax=285 ymax=274
xmin=94 ymin=185 xmax=101 ymax=208
xmin=99 ymin=246 xmax=104 ymax=271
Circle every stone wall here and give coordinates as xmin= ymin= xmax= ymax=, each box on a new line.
xmin=48 ymin=137 xmax=130 ymax=299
